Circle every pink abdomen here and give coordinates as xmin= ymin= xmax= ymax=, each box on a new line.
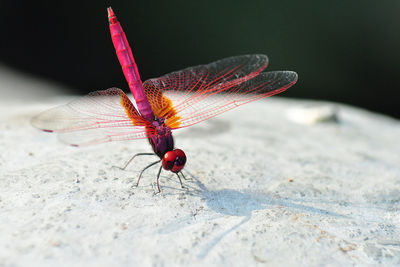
xmin=108 ymin=8 xmax=154 ymax=121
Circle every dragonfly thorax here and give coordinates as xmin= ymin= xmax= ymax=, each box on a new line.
xmin=148 ymin=118 xmax=186 ymax=172
xmin=162 ymin=149 xmax=186 ymax=173
xmin=147 ymin=118 xmax=174 ymax=158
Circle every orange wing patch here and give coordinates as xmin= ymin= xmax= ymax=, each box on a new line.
xmin=144 ymin=83 xmax=181 ymax=128
xmin=119 ymin=92 xmax=148 ymax=127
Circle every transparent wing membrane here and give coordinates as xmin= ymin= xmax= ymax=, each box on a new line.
xmin=171 ymin=71 xmax=297 ymax=128
xmin=31 ymin=88 xmax=150 ymax=146
xmin=32 ymin=55 xmax=297 ymax=146
xmin=143 ymin=55 xmax=297 ymax=129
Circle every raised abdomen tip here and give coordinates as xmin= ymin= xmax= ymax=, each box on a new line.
xmin=107 ymin=7 xmax=118 ymax=24
xmin=107 ymin=7 xmax=114 ymax=17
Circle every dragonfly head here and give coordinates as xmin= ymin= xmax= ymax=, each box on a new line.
xmin=162 ymin=149 xmax=186 ymax=173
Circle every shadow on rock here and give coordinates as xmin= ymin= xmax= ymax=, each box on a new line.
xmin=189 ymin=173 xmax=348 ymax=218
xmin=188 ymin=174 xmax=349 ymax=258
xmin=160 ymin=172 xmax=349 ymax=259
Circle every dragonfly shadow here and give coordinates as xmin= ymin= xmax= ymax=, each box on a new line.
xmin=187 ymin=173 xmax=349 ymax=218
xmin=172 ymin=171 xmax=350 ymax=259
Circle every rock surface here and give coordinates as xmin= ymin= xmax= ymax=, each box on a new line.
xmin=1 ymin=67 xmax=400 ymax=266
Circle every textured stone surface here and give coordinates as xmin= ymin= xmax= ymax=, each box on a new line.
xmin=1 ymin=68 xmax=400 ymax=266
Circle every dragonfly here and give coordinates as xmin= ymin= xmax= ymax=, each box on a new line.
xmin=32 ymin=7 xmax=298 ymax=192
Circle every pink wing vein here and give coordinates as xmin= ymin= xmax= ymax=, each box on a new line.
xmin=143 ymin=54 xmax=298 ymax=128
xmin=31 ymin=88 xmax=149 ymax=146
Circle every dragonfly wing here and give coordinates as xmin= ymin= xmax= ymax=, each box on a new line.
xmin=170 ymin=71 xmax=298 ymax=128
xmin=143 ymin=54 xmax=297 ymax=128
xmin=31 ymin=88 xmax=152 ymax=146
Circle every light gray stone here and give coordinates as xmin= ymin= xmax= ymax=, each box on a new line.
xmin=1 ymin=67 xmax=400 ymax=266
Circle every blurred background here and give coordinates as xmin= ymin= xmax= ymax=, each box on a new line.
xmin=1 ymin=0 xmax=399 ymax=118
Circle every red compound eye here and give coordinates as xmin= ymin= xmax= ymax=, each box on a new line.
xmin=162 ymin=151 xmax=176 ymax=171
xmin=162 ymin=149 xmax=187 ymax=173
xmin=171 ymin=149 xmax=186 ymax=173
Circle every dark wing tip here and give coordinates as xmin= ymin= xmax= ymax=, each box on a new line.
xmin=274 ymin=71 xmax=298 ymax=85
xmin=287 ymin=71 xmax=298 ymax=82
xmin=283 ymin=71 xmax=298 ymax=86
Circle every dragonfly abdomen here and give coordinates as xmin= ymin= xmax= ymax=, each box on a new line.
xmin=107 ymin=7 xmax=155 ymax=121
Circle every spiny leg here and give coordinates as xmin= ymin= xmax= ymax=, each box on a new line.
xmin=114 ymin=153 xmax=155 ymax=170
xmin=156 ymin=165 xmax=163 ymax=193
xmin=134 ymin=160 xmax=161 ymax=188
xmin=179 ymin=171 xmax=188 ymax=180
xmin=176 ymin=173 xmax=184 ymax=188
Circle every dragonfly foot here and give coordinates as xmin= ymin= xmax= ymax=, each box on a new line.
xmin=111 ymin=165 xmax=125 ymax=170
xmin=155 ymin=165 xmax=163 ymax=193
xmin=129 ymin=183 xmax=139 ymax=192
xmin=132 ymin=160 xmax=161 ymax=190
xmin=179 ymin=171 xmax=188 ymax=181
xmin=176 ymin=172 xmax=186 ymax=188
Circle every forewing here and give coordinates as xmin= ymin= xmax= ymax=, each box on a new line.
xmin=31 ymin=88 xmax=152 ymax=146
xmin=171 ymin=71 xmax=298 ymax=128
xmin=143 ymin=54 xmax=268 ymax=128
xmin=143 ymin=54 xmax=297 ymax=129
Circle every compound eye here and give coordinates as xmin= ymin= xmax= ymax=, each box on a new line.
xmin=174 ymin=149 xmax=185 ymax=159
xmin=162 ymin=151 xmax=176 ymax=170
xmin=171 ymin=149 xmax=186 ymax=173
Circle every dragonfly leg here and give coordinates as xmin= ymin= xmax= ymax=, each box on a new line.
xmin=134 ymin=160 xmax=161 ymax=188
xmin=156 ymin=165 xmax=163 ymax=193
xmin=114 ymin=153 xmax=155 ymax=170
xmin=179 ymin=171 xmax=188 ymax=180
xmin=176 ymin=173 xmax=184 ymax=188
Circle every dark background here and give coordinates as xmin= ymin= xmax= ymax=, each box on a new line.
xmin=1 ymin=0 xmax=399 ymax=118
